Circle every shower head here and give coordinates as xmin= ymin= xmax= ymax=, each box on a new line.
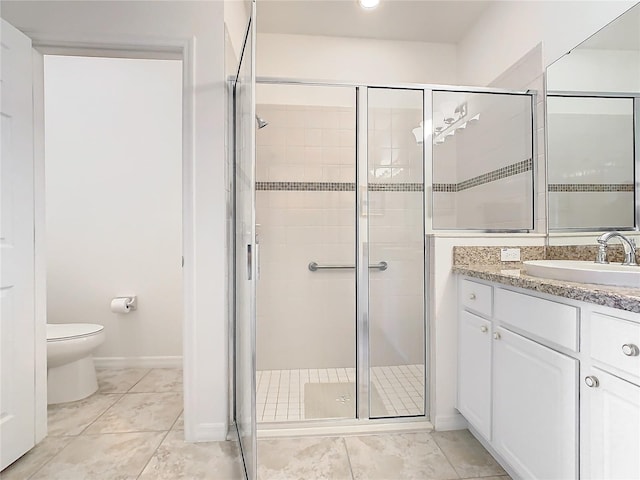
xmin=255 ymin=115 xmax=268 ymax=129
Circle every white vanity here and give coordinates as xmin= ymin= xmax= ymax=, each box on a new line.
xmin=456 ymin=272 xmax=640 ymax=480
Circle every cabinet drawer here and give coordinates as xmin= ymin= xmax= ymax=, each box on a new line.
xmin=460 ymin=279 xmax=492 ymax=317
xmin=494 ymin=288 xmax=579 ymax=351
xmin=591 ymin=313 xmax=640 ymax=382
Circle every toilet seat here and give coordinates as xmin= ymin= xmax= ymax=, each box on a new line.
xmin=47 ymin=323 xmax=104 ymax=342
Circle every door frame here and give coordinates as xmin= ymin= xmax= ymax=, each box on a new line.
xmin=28 ymin=34 xmax=195 ymax=440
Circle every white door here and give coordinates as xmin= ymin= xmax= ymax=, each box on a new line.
xmin=582 ymin=367 xmax=640 ymax=480
xmin=457 ymin=310 xmax=492 ymax=438
xmin=493 ymin=327 xmax=578 ymax=480
xmin=0 ymin=19 xmax=36 ymax=470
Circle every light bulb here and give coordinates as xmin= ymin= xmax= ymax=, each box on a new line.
xmin=359 ymin=0 xmax=380 ymax=9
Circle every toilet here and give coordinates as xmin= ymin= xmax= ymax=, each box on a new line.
xmin=46 ymin=323 xmax=106 ymax=405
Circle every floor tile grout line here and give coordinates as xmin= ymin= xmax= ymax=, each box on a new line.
xmin=341 ymin=436 xmax=356 ymax=480
xmin=76 ymin=392 xmax=126 ymax=436
xmin=127 ymin=368 xmax=154 ymax=393
xmin=429 ymin=432 xmax=465 ymax=480
xmin=168 ymin=408 xmax=184 ymax=431
xmin=24 ymin=436 xmax=75 ymax=480
xmin=134 ymin=427 xmax=173 ymax=480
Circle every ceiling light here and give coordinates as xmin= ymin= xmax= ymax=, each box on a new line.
xmin=359 ymin=0 xmax=380 ymax=10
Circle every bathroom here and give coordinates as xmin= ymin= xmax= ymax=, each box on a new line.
xmin=1 ymin=1 xmax=639 ymax=479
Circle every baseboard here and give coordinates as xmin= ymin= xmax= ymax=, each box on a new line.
xmin=433 ymin=413 xmax=468 ymax=431
xmin=93 ymin=356 xmax=182 ymax=369
xmin=186 ymin=422 xmax=228 ymax=442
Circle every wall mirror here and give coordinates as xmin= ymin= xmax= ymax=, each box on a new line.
xmin=545 ymin=3 xmax=640 ymax=234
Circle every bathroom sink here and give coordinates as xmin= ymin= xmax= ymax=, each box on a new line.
xmin=523 ymin=260 xmax=640 ymax=288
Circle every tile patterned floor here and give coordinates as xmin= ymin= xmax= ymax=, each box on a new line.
xmin=257 ymin=431 xmax=510 ymax=480
xmin=1 ymin=368 xmax=244 ymax=480
xmin=257 ymin=364 xmax=425 ymax=422
xmin=2 ymin=368 xmax=510 ymax=480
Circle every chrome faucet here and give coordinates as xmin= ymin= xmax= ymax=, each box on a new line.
xmin=595 ymin=231 xmax=638 ymax=266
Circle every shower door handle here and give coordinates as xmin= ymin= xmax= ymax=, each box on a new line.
xmin=308 ymin=261 xmax=388 ymax=271
xmin=247 ymin=244 xmax=252 ymax=280
xmin=255 ymin=242 xmax=261 ymax=280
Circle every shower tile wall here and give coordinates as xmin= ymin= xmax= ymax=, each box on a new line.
xmin=256 ymin=100 xmax=426 ymax=421
xmin=432 ymin=92 xmax=533 ymax=230
xmin=256 ymin=104 xmax=357 ymax=371
xmin=367 ymin=104 xmax=425 ymax=372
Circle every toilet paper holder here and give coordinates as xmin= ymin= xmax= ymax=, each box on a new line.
xmin=112 ymin=296 xmax=137 ymax=311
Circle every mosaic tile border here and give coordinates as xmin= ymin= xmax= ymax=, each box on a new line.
xmin=256 ymin=181 xmax=424 ymax=192
xmin=256 ymin=181 xmax=355 ymax=191
xmin=433 ymin=158 xmax=532 ymax=193
xmin=368 ymin=183 xmax=423 ymax=192
xmin=548 ymin=183 xmax=634 ymax=193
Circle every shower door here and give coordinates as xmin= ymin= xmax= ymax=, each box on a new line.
xmin=364 ymin=88 xmax=426 ymax=418
xmin=255 ymin=84 xmax=358 ymax=422
xmin=254 ymin=82 xmax=428 ymax=424
xmin=234 ymin=5 xmax=257 ymax=480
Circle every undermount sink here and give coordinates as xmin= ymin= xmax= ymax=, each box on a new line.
xmin=523 ymin=260 xmax=640 ymax=288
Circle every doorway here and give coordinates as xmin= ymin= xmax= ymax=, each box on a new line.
xmin=42 ymin=54 xmax=184 ymax=412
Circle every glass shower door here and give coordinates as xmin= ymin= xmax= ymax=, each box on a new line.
xmin=254 ymin=83 xmax=357 ymax=423
xmin=234 ymin=7 xmax=257 ymax=480
xmin=366 ymin=88 xmax=426 ymax=418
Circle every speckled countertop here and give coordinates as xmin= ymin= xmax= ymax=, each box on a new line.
xmin=452 ymin=246 xmax=640 ymax=314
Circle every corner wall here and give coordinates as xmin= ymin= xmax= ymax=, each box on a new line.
xmin=456 ymin=1 xmax=636 ymax=86
xmin=1 ymin=0 xmax=229 ymax=442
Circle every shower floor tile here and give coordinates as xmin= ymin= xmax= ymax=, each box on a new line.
xmin=256 ymin=364 xmax=425 ymax=423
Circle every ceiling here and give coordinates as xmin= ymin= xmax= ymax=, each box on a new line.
xmin=256 ymin=0 xmax=493 ymax=44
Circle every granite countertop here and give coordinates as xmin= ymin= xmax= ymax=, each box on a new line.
xmin=452 ymin=246 xmax=640 ymax=314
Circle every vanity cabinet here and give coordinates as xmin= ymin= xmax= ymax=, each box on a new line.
xmin=492 ymin=326 xmax=577 ymax=480
xmin=458 ymin=277 xmax=588 ymax=480
xmin=581 ymin=310 xmax=640 ymax=479
xmin=581 ymin=367 xmax=640 ymax=479
xmin=458 ymin=275 xmax=640 ymax=479
xmin=458 ymin=310 xmax=492 ymax=439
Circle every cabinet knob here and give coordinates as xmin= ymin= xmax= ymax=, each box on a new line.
xmin=469 ymin=293 xmax=476 ymax=300
xmin=585 ymin=376 xmax=600 ymax=388
xmin=480 ymin=325 xmax=488 ymax=333
xmin=493 ymin=332 xmax=501 ymax=340
xmin=622 ymin=344 xmax=639 ymax=357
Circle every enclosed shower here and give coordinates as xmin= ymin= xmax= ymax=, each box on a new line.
xmin=254 ymin=84 xmax=427 ymax=424
xmin=234 ymin=71 xmax=535 ymax=480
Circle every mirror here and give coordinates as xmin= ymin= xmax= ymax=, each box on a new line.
xmin=545 ymin=4 xmax=640 ymax=233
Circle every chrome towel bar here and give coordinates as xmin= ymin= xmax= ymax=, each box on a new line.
xmin=308 ymin=261 xmax=388 ymax=272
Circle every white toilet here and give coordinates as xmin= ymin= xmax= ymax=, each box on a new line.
xmin=46 ymin=323 xmax=105 ymax=405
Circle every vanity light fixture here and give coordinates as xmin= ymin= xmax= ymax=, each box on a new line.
xmin=359 ymin=0 xmax=380 ymax=10
xmin=413 ymin=102 xmax=476 ymax=145
xmin=431 ymin=103 xmax=478 ymax=145
xmin=411 ymin=119 xmax=432 ymax=144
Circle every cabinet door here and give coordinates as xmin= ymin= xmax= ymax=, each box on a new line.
xmin=458 ymin=311 xmax=492 ymax=438
xmin=493 ymin=327 xmax=578 ymax=480
xmin=582 ymin=367 xmax=640 ymax=480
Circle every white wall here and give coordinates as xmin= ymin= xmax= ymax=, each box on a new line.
xmin=457 ymin=1 xmax=637 ymax=85
xmin=44 ymin=55 xmax=182 ymax=361
xmin=258 ymin=33 xmax=457 ymax=85
xmin=1 ymin=0 xmax=228 ymax=442
xmin=547 ymin=48 xmax=640 ymax=92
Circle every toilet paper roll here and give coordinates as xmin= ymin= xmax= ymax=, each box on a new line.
xmin=110 ymin=298 xmax=132 ymax=314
